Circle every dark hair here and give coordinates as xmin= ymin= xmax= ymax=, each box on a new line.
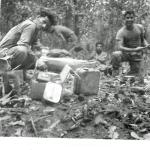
xmin=38 ymin=8 xmax=57 ymax=25
xmin=74 ymin=46 xmax=84 ymax=52
xmin=95 ymin=41 xmax=103 ymax=47
xmin=124 ymin=10 xmax=135 ymax=17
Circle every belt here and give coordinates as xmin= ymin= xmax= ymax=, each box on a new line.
xmin=125 ymin=51 xmax=142 ymax=55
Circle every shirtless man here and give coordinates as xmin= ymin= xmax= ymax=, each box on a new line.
xmin=111 ymin=10 xmax=149 ymax=77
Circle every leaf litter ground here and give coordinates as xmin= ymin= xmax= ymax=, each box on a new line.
xmin=1 ymin=73 xmax=150 ymax=139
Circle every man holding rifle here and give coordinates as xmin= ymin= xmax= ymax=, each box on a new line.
xmin=111 ymin=10 xmax=150 ymax=79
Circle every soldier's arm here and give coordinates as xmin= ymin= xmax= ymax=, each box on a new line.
xmin=58 ymin=33 xmax=66 ymax=42
xmin=116 ymin=29 xmax=141 ymax=52
xmin=53 ymin=27 xmax=66 ymax=42
xmin=116 ymin=39 xmax=136 ymax=52
xmin=69 ymin=33 xmax=78 ymax=43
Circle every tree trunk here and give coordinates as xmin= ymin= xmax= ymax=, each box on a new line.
xmin=74 ymin=14 xmax=79 ymax=38
xmin=64 ymin=4 xmax=74 ymax=30
xmin=0 ymin=0 xmax=1 ymax=18
xmin=73 ymin=0 xmax=79 ymax=36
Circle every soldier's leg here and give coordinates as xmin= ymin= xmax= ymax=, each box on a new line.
xmin=129 ymin=60 xmax=144 ymax=83
xmin=7 ymin=46 xmax=28 ymax=69
xmin=111 ymin=51 xmax=122 ymax=70
xmin=129 ymin=52 xmax=143 ymax=75
xmin=21 ymin=51 xmax=37 ymax=69
xmin=7 ymin=46 xmax=37 ymax=69
xmin=129 ymin=61 xmax=140 ymax=75
xmin=111 ymin=51 xmax=130 ymax=76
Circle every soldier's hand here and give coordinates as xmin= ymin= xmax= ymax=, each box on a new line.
xmin=36 ymin=60 xmax=47 ymax=71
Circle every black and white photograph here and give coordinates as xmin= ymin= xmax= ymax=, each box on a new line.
xmin=1 ymin=0 xmax=150 ymax=144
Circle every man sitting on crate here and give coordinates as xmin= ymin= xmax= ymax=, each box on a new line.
xmin=110 ymin=10 xmax=150 ymax=79
xmin=88 ymin=41 xmax=107 ymax=64
xmin=0 ymin=8 xmax=57 ymax=70
xmin=88 ymin=41 xmax=112 ymax=75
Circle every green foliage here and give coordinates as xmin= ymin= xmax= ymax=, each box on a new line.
xmin=1 ymin=0 xmax=150 ymax=52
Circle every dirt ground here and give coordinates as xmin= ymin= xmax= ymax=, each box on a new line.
xmin=1 ymin=70 xmax=150 ymax=140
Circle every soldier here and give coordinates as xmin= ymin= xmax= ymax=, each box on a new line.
xmin=51 ymin=25 xmax=78 ymax=50
xmin=89 ymin=41 xmax=107 ymax=64
xmin=0 ymin=8 xmax=57 ymax=69
xmin=111 ymin=10 xmax=149 ymax=77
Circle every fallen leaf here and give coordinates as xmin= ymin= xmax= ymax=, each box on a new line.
xmin=143 ymin=133 xmax=150 ymax=140
xmin=145 ymin=83 xmax=150 ymax=91
xmin=0 ymin=91 xmax=12 ymax=105
xmin=60 ymin=131 xmax=67 ymax=137
xmin=0 ymin=115 xmax=10 ymax=121
xmin=49 ymin=120 xmax=60 ymax=131
xmin=43 ymin=107 xmax=55 ymax=115
xmin=9 ymin=121 xmax=25 ymax=126
xmin=14 ymin=128 xmax=23 ymax=136
xmin=68 ymin=122 xmax=80 ymax=131
xmin=29 ymin=105 xmax=39 ymax=111
xmin=0 ymin=110 xmax=5 ymax=115
xmin=131 ymin=86 xmax=145 ymax=95
xmin=130 ymin=124 xmax=138 ymax=128
xmin=43 ymin=120 xmax=60 ymax=132
xmin=108 ymin=126 xmax=119 ymax=139
xmin=94 ymin=114 xmax=108 ymax=126
xmin=146 ymin=97 xmax=150 ymax=104
xmin=139 ymin=128 xmax=147 ymax=133
xmin=130 ymin=132 xmax=143 ymax=140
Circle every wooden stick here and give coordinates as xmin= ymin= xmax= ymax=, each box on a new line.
xmin=0 ymin=108 xmax=29 ymax=114
xmin=34 ymin=115 xmax=52 ymax=123
xmin=30 ymin=116 xmax=38 ymax=137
